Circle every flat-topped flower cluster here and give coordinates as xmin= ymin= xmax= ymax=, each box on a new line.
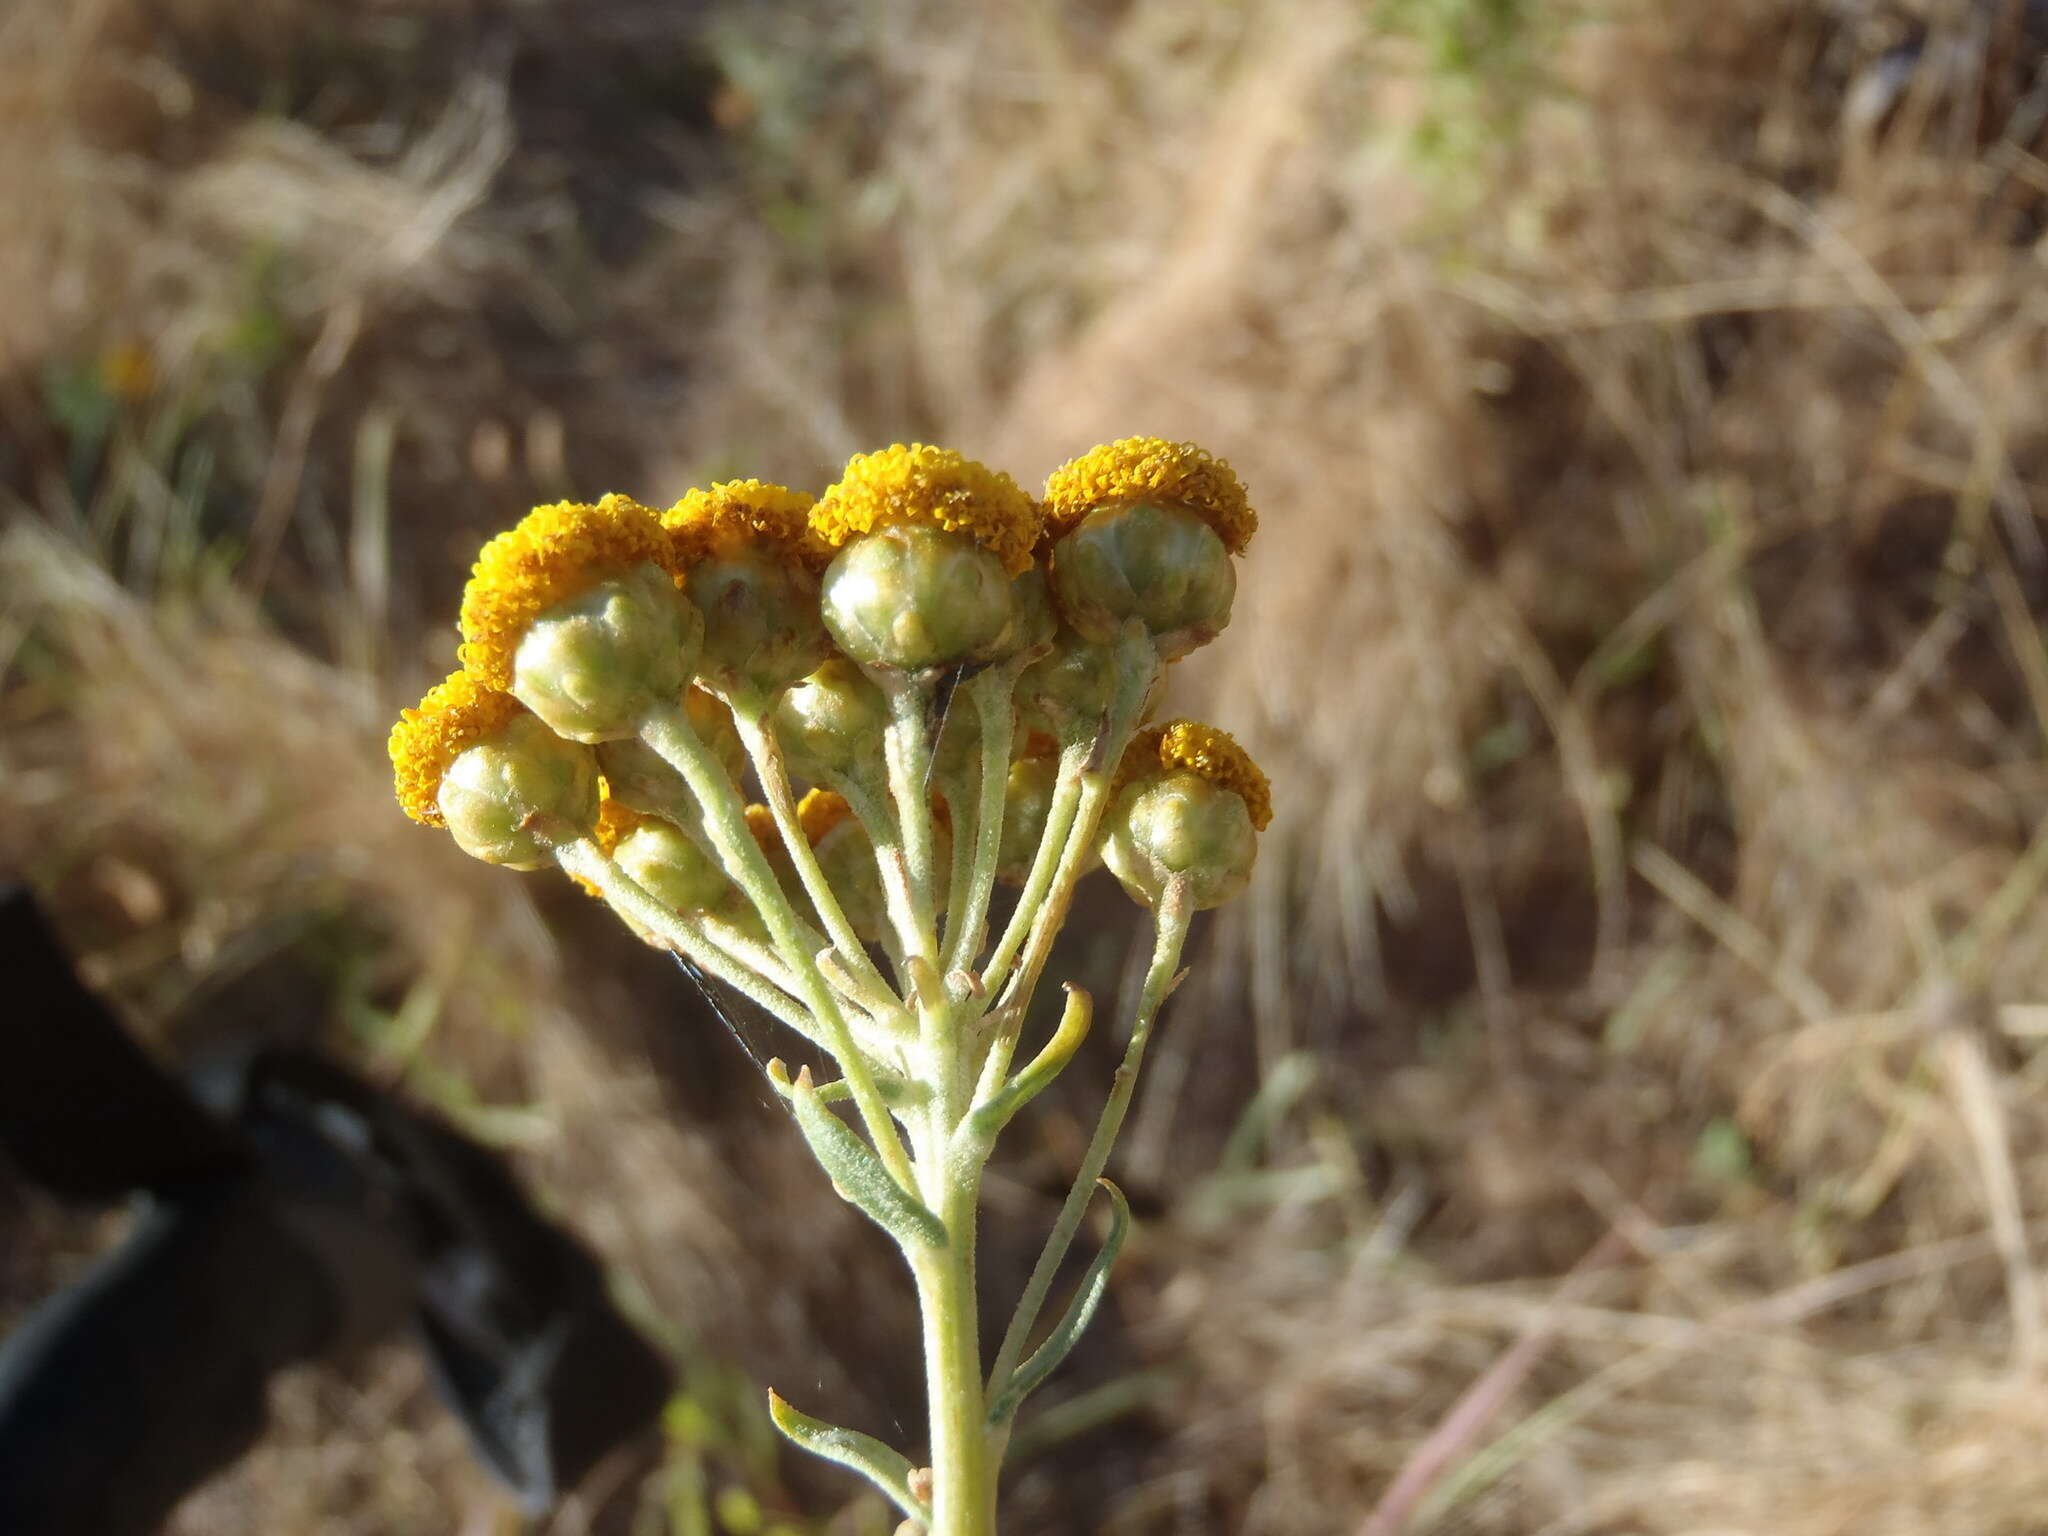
xmin=386 ymin=436 xmax=1269 ymax=1535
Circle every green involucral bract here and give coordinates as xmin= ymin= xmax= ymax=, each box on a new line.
xmin=821 ymin=523 xmax=1016 ymax=672
xmin=437 ymin=713 xmax=599 ymax=868
xmin=511 ymin=561 xmax=703 ymax=741
xmin=1048 ymin=501 xmax=1235 ymax=660
xmin=1102 ymin=771 xmax=1259 ymax=910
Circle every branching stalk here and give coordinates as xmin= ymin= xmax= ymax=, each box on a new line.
xmin=640 ymin=699 xmax=916 ymax=1189
xmin=986 ymin=879 xmax=1192 ymax=1422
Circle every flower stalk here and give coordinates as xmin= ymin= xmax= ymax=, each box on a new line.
xmin=387 ymin=441 xmax=1270 ymax=1534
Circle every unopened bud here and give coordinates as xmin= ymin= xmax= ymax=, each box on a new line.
xmin=1048 ymin=502 xmax=1235 ymax=660
xmin=512 ymin=561 xmax=702 ymax=741
xmin=821 ymin=524 xmax=1015 ymax=673
xmin=614 ymin=818 xmax=731 ymax=912
xmin=1016 ymin=628 xmax=1163 ymax=744
xmin=1101 ymin=772 xmax=1257 ymax=910
xmin=438 ymin=713 xmax=600 ymax=869
xmin=776 ymin=657 xmax=889 ymax=788
xmin=684 ymin=542 xmax=831 ymax=707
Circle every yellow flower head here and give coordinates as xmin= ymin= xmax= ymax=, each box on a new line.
xmin=811 ymin=444 xmax=1042 ymax=575
xmin=663 ymin=479 xmax=828 ymax=570
xmin=389 ymin=670 xmax=526 ymax=827
xmin=797 ymin=787 xmax=853 ymax=845
xmin=1042 ymin=438 xmax=1255 ymax=554
xmin=459 ymin=494 xmax=682 ymax=688
xmin=1117 ymin=719 xmax=1273 ymax=830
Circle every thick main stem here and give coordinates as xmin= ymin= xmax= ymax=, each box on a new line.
xmin=915 ymin=1155 xmax=997 ymax=1536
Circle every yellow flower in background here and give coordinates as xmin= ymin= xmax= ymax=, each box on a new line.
xmin=810 ymin=443 xmax=1042 ymax=575
xmin=796 ymin=787 xmax=854 ymax=845
xmin=1042 ymin=437 xmax=1256 ymax=554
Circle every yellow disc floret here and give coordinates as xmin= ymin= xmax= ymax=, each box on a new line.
xmin=566 ymin=782 xmax=643 ymax=898
xmin=389 ymin=670 xmax=526 ymax=827
xmin=796 ymin=787 xmax=854 ymax=845
xmin=745 ymin=803 xmax=780 ymax=852
xmin=811 ymin=443 xmax=1041 ymax=575
xmin=1041 ymin=438 xmax=1255 ymax=553
xmin=593 ymin=783 xmax=646 ymax=854
xmin=1156 ymin=720 xmax=1272 ymax=830
xmin=458 ymin=494 xmax=681 ymax=688
xmin=663 ymin=479 xmax=827 ymax=569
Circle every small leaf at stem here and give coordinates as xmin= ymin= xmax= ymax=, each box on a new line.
xmin=786 ymin=1071 xmax=947 ymax=1250
xmin=987 ymin=1178 xmax=1131 ymax=1425
xmin=767 ymin=1389 xmax=932 ymax=1525
xmin=967 ymin=984 xmax=1093 ymax=1140
xmin=768 ymin=1059 xmax=929 ymax=1110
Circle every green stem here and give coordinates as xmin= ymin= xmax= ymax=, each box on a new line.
xmin=981 ymin=740 xmax=1089 ymax=994
xmin=945 ymin=664 xmax=1020 ymax=978
xmin=555 ymin=841 xmax=821 ymax=1047
xmin=732 ymin=704 xmax=899 ymax=1006
xmin=837 ymin=777 xmax=923 ymax=993
xmin=940 ymin=753 xmax=979 ymax=970
xmin=990 ymin=634 xmax=1159 ymax=1019
xmin=986 ymin=881 xmax=1192 ymax=1423
xmin=878 ymin=671 xmax=942 ymax=965
xmin=914 ymin=1141 xmax=998 ymax=1536
xmin=641 ymin=700 xmax=916 ymax=1190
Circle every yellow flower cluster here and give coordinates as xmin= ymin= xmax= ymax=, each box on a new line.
xmin=392 ymin=438 xmax=1274 ymax=863
xmin=1041 ymin=437 xmax=1255 ymax=553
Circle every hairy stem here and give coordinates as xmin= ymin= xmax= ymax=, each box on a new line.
xmin=641 ymin=699 xmax=915 ymax=1188
xmin=986 ymin=880 xmax=1192 ymax=1420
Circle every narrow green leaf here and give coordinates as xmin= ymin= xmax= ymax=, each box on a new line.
xmin=988 ymin=1178 xmax=1130 ymax=1425
xmin=772 ymin=1066 xmax=928 ymax=1111
xmin=774 ymin=1063 xmax=947 ymax=1250
xmin=967 ymin=985 xmax=1093 ymax=1140
xmin=767 ymin=1390 xmax=930 ymax=1525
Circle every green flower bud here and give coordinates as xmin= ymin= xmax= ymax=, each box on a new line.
xmin=820 ymin=524 xmax=1015 ymax=673
xmin=983 ymin=566 xmax=1059 ymax=663
xmin=438 ymin=713 xmax=599 ymax=869
xmin=614 ymin=819 xmax=730 ymax=912
xmin=511 ymin=561 xmax=703 ymax=742
xmin=1048 ymin=502 xmax=1235 ymax=660
xmin=1101 ymin=771 xmax=1258 ymax=910
xmin=684 ymin=543 xmax=832 ymax=706
xmin=775 ymin=658 xmax=888 ymax=788
xmin=996 ymin=754 xmax=1059 ymax=885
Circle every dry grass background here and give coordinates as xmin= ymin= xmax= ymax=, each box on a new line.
xmin=11 ymin=0 xmax=2048 ymax=1530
